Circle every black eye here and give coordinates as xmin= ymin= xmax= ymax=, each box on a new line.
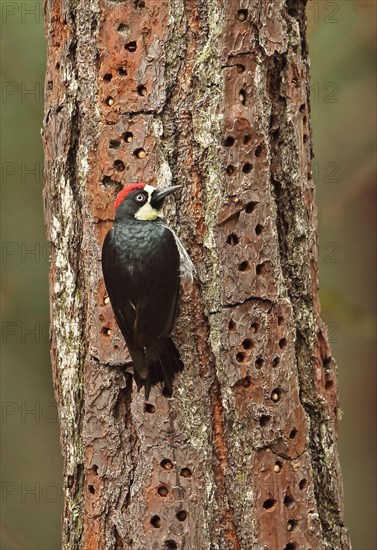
xmin=135 ymin=193 xmax=146 ymax=202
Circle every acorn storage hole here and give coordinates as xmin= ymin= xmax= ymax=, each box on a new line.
xmin=243 ymin=134 xmax=251 ymax=145
xmin=105 ymin=96 xmax=114 ymax=106
xmin=226 ymin=233 xmax=239 ymax=246
xmin=299 ymin=478 xmax=307 ymax=490
xmin=237 ymin=376 xmax=251 ymax=388
xmin=88 ymin=484 xmax=95 ymax=494
xmin=236 ymin=64 xmax=245 ymax=73
xmin=255 ymin=224 xmax=264 ymax=235
xmin=144 ymin=403 xmax=155 ymax=414
xmin=113 ymin=160 xmax=125 ymax=172
xmin=274 ymin=461 xmax=283 ymax=473
xmin=117 ymin=23 xmax=131 ymax=39
xmin=176 ymin=510 xmax=187 ymax=521
xmin=158 ymin=485 xmax=169 ymax=497
xmin=242 ymin=162 xmax=253 ymax=174
xmin=160 ymin=458 xmax=173 ymax=470
xmin=117 ymin=67 xmax=127 ymax=76
xmin=103 ymin=73 xmax=112 ymax=82
xmin=137 ymin=84 xmax=147 ymax=96
xmin=228 ymin=319 xmax=236 ymax=332
xmin=255 ymin=144 xmax=263 ymax=157
xmin=180 ymin=467 xmax=192 ymax=478
xmin=237 ymin=9 xmax=248 ymax=21
xmin=255 ymin=357 xmax=264 ymax=369
xmin=299 ymin=103 xmax=306 ymax=112
xmin=125 ymin=41 xmax=137 ymax=52
xmin=256 ymin=262 xmax=267 ymax=275
xmin=279 ymin=338 xmax=287 ymax=349
xmin=242 ymin=338 xmax=253 ymax=350
xmin=109 ymin=139 xmax=121 ymax=149
xmin=135 ymin=0 xmax=145 ymax=7
xmin=239 ymin=89 xmax=246 ymax=104
xmin=165 ymin=542 xmax=177 ymax=550
xmin=250 ymin=322 xmax=259 ymax=333
xmin=150 ymin=515 xmax=161 ymax=528
xmin=224 ymin=135 xmax=235 ymax=147
xmin=236 ymin=351 xmax=246 ymax=363
xmin=284 ymin=544 xmax=298 ymax=550
xmin=259 ymin=415 xmax=271 ymax=427
xmin=245 ymin=201 xmax=258 ymax=213
xmin=287 ymin=519 xmax=298 ymax=532
xmin=271 ymin=387 xmax=283 ymax=402
xmin=263 ymin=498 xmax=276 ymax=510
xmin=123 ymin=131 xmax=133 ymax=143
xmin=239 ymin=261 xmax=249 ymax=272
xmin=134 ymin=148 xmax=146 ymax=159
xmin=226 ymin=164 xmax=236 ymax=175
xmin=289 ymin=428 xmax=298 ymax=439
xmin=284 ymin=493 xmax=295 ymax=508
xmin=272 ymin=356 xmax=280 ymax=368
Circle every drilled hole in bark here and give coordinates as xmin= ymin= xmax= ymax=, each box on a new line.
xmin=242 ymin=338 xmax=253 ymax=350
xmin=144 ymin=403 xmax=155 ymax=413
xmin=303 ymin=134 xmax=309 ymax=143
xmin=137 ymin=84 xmax=147 ymax=96
xmin=88 ymin=485 xmax=95 ymax=494
xmin=164 ymin=542 xmax=177 ymax=550
xmin=176 ymin=510 xmax=187 ymax=521
xmin=299 ymin=103 xmax=306 ymax=112
xmin=239 ymin=261 xmax=250 ymax=272
xmin=224 ymin=135 xmax=235 ymax=147
xmin=150 ymin=515 xmax=161 ymax=528
xmin=134 ymin=148 xmax=146 ymax=159
xmin=271 ymin=388 xmax=282 ymax=402
xmin=299 ymin=479 xmax=307 ymax=490
xmin=274 ymin=461 xmax=283 ymax=473
xmin=101 ymin=326 xmax=111 ymax=336
xmin=117 ymin=67 xmax=127 ymax=76
xmin=289 ymin=428 xmax=298 ymax=439
xmin=236 ymin=351 xmax=246 ymax=363
xmin=226 ymin=233 xmax=239 ymax=246
xmin=250 ymin=322 xmax=259 ymax=333
xmin=123 ymin=131 xmax=133 ymax=143
xmin=263 ymin=498 xmax=276 ymax=510
xmin=109 ymin=140 xmax=121 ymax=149
xmin=259 ymin=415 xmax=271 ymax=427
xmin=105 ymin=96 xmax=114 ymax=106
xmin=103 ymin=73 xmax=112 ymax=82
xmin=245 ymin=201 xmax=257 ymax=213
xmin=134 ymin=0 xmax=145 ymax=7
xmin=125 ymin=41 xmax=137 ymax=52
xmin=228 ymin=320 xmax=236 ymax=332
xmin=226 ymin=164 xmax=236 ymax=175
xmin=255 ymin=224 xmax=263 ymax=235
xmin=56 ymin=62 xmax=60 ymax=69
xmin=272 ymin=357 xmax=280 ymax=368
xmin=255 ymin=144 xmax=263 ymax=157
xmin=180 ymin=467 xmax=192 ymax=478
xmin=287 ymin=519 xmax=298 ymax=531
xmin=236 ymin=64 xmax=245 ymax=73
xmin=239 ymin=89 xmax=246 ymax=104
xmin=303 ymin=115 xmax=307 ymax=124
xmin=242 ymin=162 xmax=253 ymax=174
xmin=113 ymin=160 xmax=125 ymax=172
xmin=277 ymin=315 xmax=284 ymax=325
xmin=284 ymin=493 xmax=295 ymax=508
xmin=117 ymin=23 xmax=130 ymax=39
xmin=256 ymin=262 xmax=266 ymax=275
xmin=325 ymin=379 xmax=334 ymax=390
xmin=237 ymin=376 xmax=251 ymax=388
xmin=255 ymin=357 xmax=264 ymax=369
xmin=279 ymin=338 xmax=287 ymax=349
xmin=158 ymin=485 xmax=169 ymax=497
xmin=284 ymin=543 xmax=298 ymax=550
xmin=237 ymin=9 xmax=248 ymax=21
xmin=91 ymin=464 xmax=98 ymax=475
xmin=243 ymin=134 xmax=251 ymax=145
xmin=160 ymin=459 xmax=173 ymax=470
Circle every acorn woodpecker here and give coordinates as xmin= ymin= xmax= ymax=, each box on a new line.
xmin=101 ymin=182 xmax=194 ymax=399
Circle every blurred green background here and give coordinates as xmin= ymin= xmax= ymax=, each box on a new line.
xmin=0 ymin=1 xmax=375 ymax=549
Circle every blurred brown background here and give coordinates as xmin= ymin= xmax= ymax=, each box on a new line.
xmin=0 ymin=1 xmax=375 ymax=548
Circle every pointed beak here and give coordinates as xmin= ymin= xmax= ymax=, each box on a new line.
xmin=150 ymin=185 xmax=182 ymax=209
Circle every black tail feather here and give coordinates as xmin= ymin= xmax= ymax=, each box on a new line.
xmin=142 ymin=338 xmax=183 ymax=400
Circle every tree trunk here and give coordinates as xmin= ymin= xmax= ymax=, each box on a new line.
xmin=43 ymin=0 xmax=350 ymax=548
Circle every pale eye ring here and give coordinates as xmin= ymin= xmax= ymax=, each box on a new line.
xmin=135 ymin=193 xmax=146 ymax=202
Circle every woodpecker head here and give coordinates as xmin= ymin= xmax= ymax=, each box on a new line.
xmin=114 ymin=183 xmax=181 ymax=221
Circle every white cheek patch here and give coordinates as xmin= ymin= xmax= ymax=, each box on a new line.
xmin=135 ymin=202 xmax=160 ymax=221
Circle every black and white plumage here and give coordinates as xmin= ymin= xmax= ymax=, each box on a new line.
xmin=101 ymin=183 xmax=194 ymax=399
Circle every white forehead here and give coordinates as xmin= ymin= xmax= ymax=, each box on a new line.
xmin=144 ymin=184 xmax=156 ymax=197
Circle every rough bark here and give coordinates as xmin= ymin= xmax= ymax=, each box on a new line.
xmin=43 ymin=0 xmax=350 ymax=548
